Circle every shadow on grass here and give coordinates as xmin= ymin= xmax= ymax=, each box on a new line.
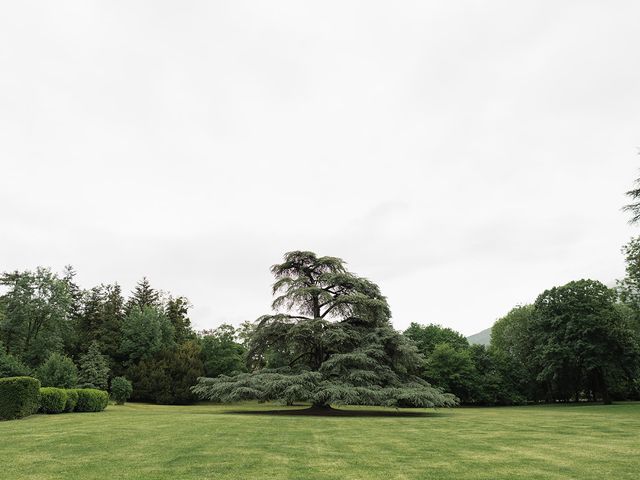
xmin=224 ymin=406 xmax=448 ymax=417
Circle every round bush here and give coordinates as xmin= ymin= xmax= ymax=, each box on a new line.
xmin=0 ymin=351 xmax=30 ymax=378
xmin=39 ymin=387 xmax=67 ymax=414
xmin=36 ymin=353 xmax=78 ymax=389
xmin=0 ymin=376 xmax=41 ymax=420
xmin=110 ymin=376 xmax=133 ymax=405
xmin=64 ymin=389 xmax=79 ymax=412
xmin=75 ymin=388 xmax=109 ymax=412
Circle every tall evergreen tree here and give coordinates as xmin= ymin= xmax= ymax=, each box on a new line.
xmin=62 ymin=265 xmax=83 ymax=355
xmin=78 ymin=286 xmax=105 ymax=346
xmin=165 ymin=296 xmax=194 ymax=344
xmin=119 ymin=306 xmax=175 ymax=366
xmin=78 ymin=341 xmax=110 ymax=389
xmin=193 ymin=251 xmax=457 ymax=409
xmin=129 ymin=340 xmax=203 ymax=404
xmin=623 ymin=164 xmax=640 ymax=223
xmin=98 ymin=283 xmax=126 ymax=363
xmin=126 ymin=277 xmax=160 ymax=314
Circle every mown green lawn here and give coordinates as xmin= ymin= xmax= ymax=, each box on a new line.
xmin=1 ymin=402 xmax=639 ymax=479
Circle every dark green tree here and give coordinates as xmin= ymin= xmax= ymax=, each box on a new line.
xmin=468 ymin=344 xmax=526 ymax=405
xmin=119 ymin=306 xmax=175 ymax=366
xmin=424 ymin=343 xmax=476 ymax=403
xmin=0 ymin=343 xmax=30 ymax=378
xmin=36 ymin=353 xmax=78 ymax=388
xmin=0 ymin=268 xmax=74 ymax=366
xmin=78 ymin=286 xmax=105 ymax=347
xmin=192 ymin=251 xmax=457 ymax=409
xmin=110 ymin=376 xmax=133 ymax=405
xmin=404 ymin=323 xmax=469 ymax=356
xmin=98 ymin=283 xmax=126 ymax=364
xmin=61 ymin=265 xmax=83 ymax=356
xmin=200 ymin=324 xmax=247 ymax=377
xmin=618 ymin=237 xmax=640 ymax=317
xmin=165 ymin=296 xmax=195 ymax=344
xmin=532 ymin=280 xmax=640 ymax=404
xmin=490 ymin=305 xmax=541 ymax=401
xmin=126 ymin=277 xmax=160 ymax=314
xmin=128 ymin=340 xmax=203 ymax=404
xmin=78 ymin=341 xmax=110 ymax=389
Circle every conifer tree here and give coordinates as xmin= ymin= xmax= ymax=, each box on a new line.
xmin=98 ymin=283 xmax=126 ymax=363
xmin=193 ymin=251 xmax=457 ymax=409
xmin=78 ymin=341 xmax=110 ymax=390
xmin=126 ymin=277 xmax=160 ymax=314
xmin=165 ymin=296 xmax=194 ymax=344
xmin=79 ymin=286 xmax=104 ymax=346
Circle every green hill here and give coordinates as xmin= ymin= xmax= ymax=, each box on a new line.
xmin=467 ymin=327 xmax=492 ymax=346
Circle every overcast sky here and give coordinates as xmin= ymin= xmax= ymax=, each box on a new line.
xmin=1 ymin=1 xmax=639 ymax=335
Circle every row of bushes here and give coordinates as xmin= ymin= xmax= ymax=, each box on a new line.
xmin=0 ymin=377 xmax=109 ymax=420
xmin=40 ymin=386 xmax=109 ymax=414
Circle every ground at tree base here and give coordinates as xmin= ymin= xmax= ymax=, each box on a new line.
xmin=1 ymin=401 xmax=639 ymax=479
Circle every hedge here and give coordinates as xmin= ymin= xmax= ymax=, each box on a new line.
xmin=39 ymin=387 xmax=68 ymax=414
xmin=64 ymin=389 xmax=79 ymax=412
xmin=75 ymin=388 xmax=109 ymax=412
xmin=0 ymin=376 xmax=41 ymax=420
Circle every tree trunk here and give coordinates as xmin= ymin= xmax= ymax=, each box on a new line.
xmin=310 ymin=403 xmax=333 ymax=412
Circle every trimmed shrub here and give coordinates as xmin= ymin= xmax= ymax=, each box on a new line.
xmin=39 ymin=387 xmax=67 ymax=414
xmin=110 ymin=376 xmax=133 ymax=405
xmin=64 ymin=389 xmax=79 ymax=412
xmin=75 ymin=388 xmax=109 ymax=412
xmin=0 ymin=376 xmax=41 ymax=420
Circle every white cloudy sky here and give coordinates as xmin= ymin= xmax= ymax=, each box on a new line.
xmin=1 ymin=1 xmax=639 ymax=335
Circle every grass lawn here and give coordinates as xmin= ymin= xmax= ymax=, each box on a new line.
xmin=1 ymin=402 xmax=639 ymax=479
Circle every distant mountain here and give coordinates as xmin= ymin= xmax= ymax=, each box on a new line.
xmin=467 ymin=327 xmax=491 ymax=346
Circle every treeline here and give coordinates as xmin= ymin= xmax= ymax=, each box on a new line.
xmin=407 ymin=235 xmax=640 ymax=405
xmin=0 ymin=270 xmax=246 ymax=404
xmin=2 ymin=240 xmax=640 ymax=406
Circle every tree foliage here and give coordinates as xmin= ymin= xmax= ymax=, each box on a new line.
xmin=110 ymin=376 xmax=133 ymax=405
xmin=0 ymin=345 xmax=30 ymax=378
xmin=36 ymin=353 xmax=78 ymax=389
xmin=129 ymin=340 xmax=203 ymax=404
xmin=488 ymin=280 xmax=640 ymax=404
xmin=530 ymin=280 xmax=639 ymax=403
xmin=200 ymin=324 xmax=247 ymax=378
xmin=193 ymin=251 xmax=457 ymax=408
xmin=404 ymin=323 xmax=469 ymax=356
xmin=78 ymin=341 xmax=110 ymax=390
xmin=119 ymin=306 xmax=175 ymax=366
xmin=0 ymin=268 xmax=73 ymax=366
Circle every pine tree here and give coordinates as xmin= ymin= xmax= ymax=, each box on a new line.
xmin=98 ymin=283 xmax=125 ymax=364
xmin=79 ymin=286 xmax=104 ymax=346
xmin=128 ymin=340 xmax=203 ymax=404
xmin=192 ymin=251 xmax=457 ymax=410
xmin=126 ymin=277 xmax=160 ymax=314
xmin=119 ymin=306 xmax=175 ymax=366
xmin=78 ymin=341 xmax=110 ymax=390
xmin=165 ymin=296 xmax=194 ymax=344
